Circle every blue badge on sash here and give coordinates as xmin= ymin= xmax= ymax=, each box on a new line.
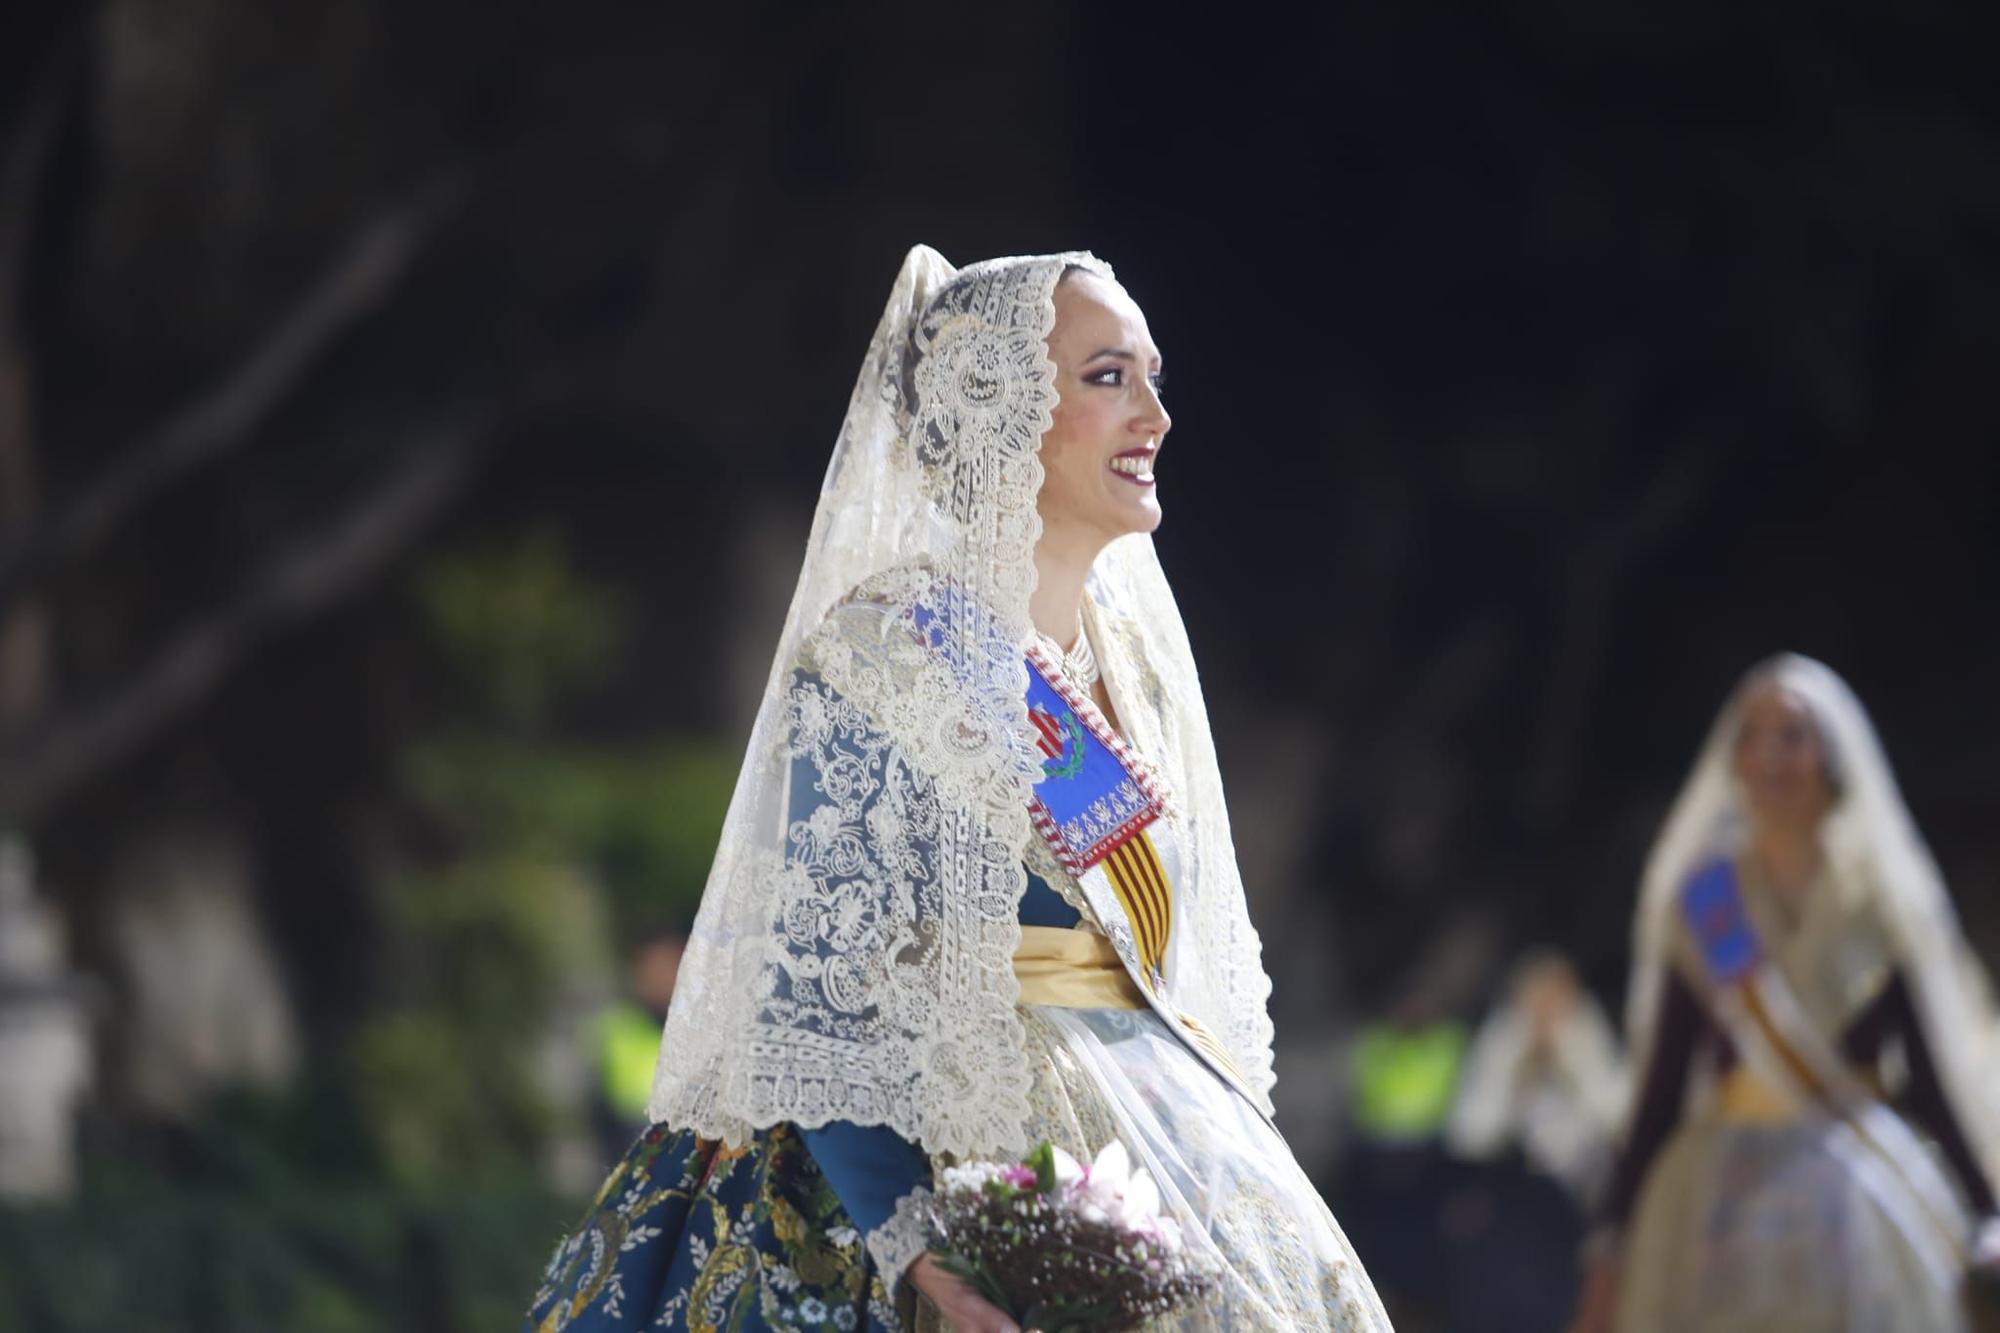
xmin=907 ymin=594 xmax=1166 ymax=877
xmin=1681 ymin=858 xmax=1761 ymax=983
xmin=1022 ymin=651 xmax=1164 ymax=875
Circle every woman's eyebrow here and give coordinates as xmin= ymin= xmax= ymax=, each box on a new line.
xmin=1085 ymin=347 xmax=1163 ymax=366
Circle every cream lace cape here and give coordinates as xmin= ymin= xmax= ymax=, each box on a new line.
xmin=645 ymin=246 xmax=1277 ymax=1159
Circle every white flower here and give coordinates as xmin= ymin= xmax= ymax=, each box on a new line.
xmin=940 ymin=1161 xmax=1008 ymax=1192
xmin=1075 ymin=1139 xmax=1131 ymax=1211
xmin=1063 ymin=1139 xmax=1178 ymax=1241
xmin=1047 ymin=1144 xmax=1086 ymax=1190
xmin=827 ymin=1225 xmax=860 ymax=1249
xmin=1118 ymin=1166 xmax=1162 ymax=1231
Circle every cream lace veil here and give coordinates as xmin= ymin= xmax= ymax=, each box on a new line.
xmin=1626 ymin=653 xmax=2000 ymax=1189
xmin=646 ymin=245 xmax=1277 ymax=1157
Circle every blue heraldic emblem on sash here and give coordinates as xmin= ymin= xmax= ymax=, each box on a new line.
xmin=1029 ymin=699 xmax=1087 ymax=780
xmin=1681 ymin=858 xmax=1762 ymax=984
xmin=1021 ymin=651 xmax=1165 ymax=876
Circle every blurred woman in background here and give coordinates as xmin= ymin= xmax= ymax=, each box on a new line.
xmin=525 ymin=248 xmax=1391 ymax=1331
xmin=1571 ymin=655 xmax=2000 ymax=1332
xmin=1448 ymin=949 xmax=1628 ymax=1207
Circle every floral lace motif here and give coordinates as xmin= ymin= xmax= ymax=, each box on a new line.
xmin=1023 ymin=818 xmax=1094 ymax=920
xmin=865 ymin=1186 xmax=937 ymax=1287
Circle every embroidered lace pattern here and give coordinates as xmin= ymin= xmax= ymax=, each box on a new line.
xmin=1023 ymin=819 xmax=1095 ymax=921
xmin=866 ymin=1185 xmax=937 ymax=1286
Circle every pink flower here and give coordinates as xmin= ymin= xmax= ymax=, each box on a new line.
xmin=1076 ymin=1139 xmax=1132 ymax=1208
xmin=1055 ymin=1139 xmax=1179 ymax=1244
xmin=999 ymin=1164 xmax=1039 ymax=1190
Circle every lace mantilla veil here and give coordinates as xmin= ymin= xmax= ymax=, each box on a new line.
xmin=1625 ymin=653 xmax=2000 ymax=1192
xmin=646 ymin=246 xmax=1277 ymax=1158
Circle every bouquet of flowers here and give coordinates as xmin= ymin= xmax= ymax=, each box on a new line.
xmin=927 ymin=1139 xmax=1219 ymax=1332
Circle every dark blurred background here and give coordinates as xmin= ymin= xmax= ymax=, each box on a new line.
xmin=1 ymin=3 xmax=1996 ymax=1330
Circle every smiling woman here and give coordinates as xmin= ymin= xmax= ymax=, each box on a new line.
xmin=1035 ymin=270 xmax=1169 ymax=548
xmin=523 ymin=247 xmax=1391 ymax=1332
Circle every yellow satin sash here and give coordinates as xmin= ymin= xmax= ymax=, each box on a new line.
xmin=1715 ymin=1066 xmax=1800 ymax=1124
xmin=1715 ymin=1063 xmax=1888 ymax=1125
xmin=1012 ymin=926 xmax=1147 ymax=1009
xmin=1011 ymin=926 xmax=1255 ymax=1090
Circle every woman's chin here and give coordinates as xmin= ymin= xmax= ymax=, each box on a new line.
xmin=1045 ymin=494 xmax=1163 ymax=547
xmin=1746 ymin=794 xmax=1823 ymax=833
xmin=1111 ymin=491 xmax=1164 ymax=536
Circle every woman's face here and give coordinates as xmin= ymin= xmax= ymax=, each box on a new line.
xmin=1039 ymin=271 xmax=1172 ymax=549
xmin=1732 ymin=680 xmax=1838 ymax=831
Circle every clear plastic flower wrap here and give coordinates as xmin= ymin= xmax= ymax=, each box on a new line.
xmin=927 ymin=1139 xmax=1219 ymax=1331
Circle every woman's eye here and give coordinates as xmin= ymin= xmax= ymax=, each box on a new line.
xmin=1083 ymin=366 xmax=1166 ymax=392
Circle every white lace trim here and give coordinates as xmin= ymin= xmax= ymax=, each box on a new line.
xmin=866 ymin=1186 xmax=936 ymax=1285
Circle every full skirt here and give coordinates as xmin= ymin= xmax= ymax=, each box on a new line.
xmin=1615 ymin=1111 xmax=1973 ymax=1333
xmin=527 ymin=1003 xmax=1392 ymax=1332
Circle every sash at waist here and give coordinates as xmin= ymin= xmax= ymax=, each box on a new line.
xmin=1013 ymin=926 xmax=1147 ymax=1009
xmin=1714 ymin=1064 xmax=1886 ymax=1125
xmin=1014 ymin=926 xmax=1257 ymax=1096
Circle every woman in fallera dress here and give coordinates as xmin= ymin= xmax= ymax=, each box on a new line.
xmin=525 ymin=247 xmax=1394 ymax=1332
xmin=1571 ymin=655 xmax=2000 ymax=1333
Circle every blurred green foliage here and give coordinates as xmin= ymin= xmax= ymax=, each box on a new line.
xmin=351 ymin=531 xmax=731 ymax=1187
xmin=0 ymin=531 xmax=736 ymax=1328
xmin=0 ymin=1179 xmax=564 ymax=1333
xmin=416 ymin=531 xmax=626 ymax=732
xmin=0 ymin=1087 xmax=568 ymax=1333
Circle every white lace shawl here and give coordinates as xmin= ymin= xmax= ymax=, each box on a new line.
xmin=646 ymin=246 xmax=1277 ymax=1158
xmin=1625 ymin=653 xmax=2000 ymax=1194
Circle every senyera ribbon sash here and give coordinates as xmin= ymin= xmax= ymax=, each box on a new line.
xmin=1682 ymin=858 xmax=1974 ymax=1284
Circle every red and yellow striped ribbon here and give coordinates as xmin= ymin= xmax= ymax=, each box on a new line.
xmin=1099 ymin=828 xmax=1172 ymax=981
xmin=1100 ymin=828 xmax=1255 ymax=1092
xmin=1175 ymin=1009 xmax=1252 ymax=1088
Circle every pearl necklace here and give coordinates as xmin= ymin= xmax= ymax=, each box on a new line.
xmin=1037 ymin=622 xmax=1100 ymax=694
